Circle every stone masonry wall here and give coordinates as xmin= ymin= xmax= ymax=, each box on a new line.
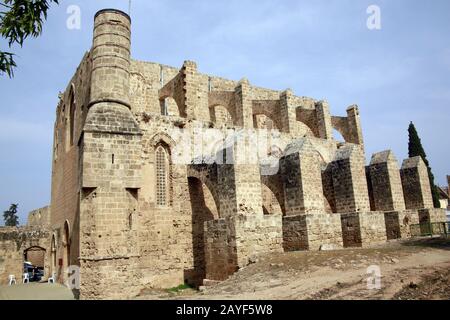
xmin=0 ymin=227 xmax=50 ymax=285
xmin=331 ymin=145 xmax=370 ymax=213
xmin=283 ymin=214 xmax=342 ymax=251
xmin=282 ymin=139 xmax=325 ymax=215
xmin=369 ymin=151 xmax=405 ymax=211
xmin=341 ymin=212 xmax=386 ymax=248
xmin=400 ymin=157 xmax=434 ymax=210
xmin=204 ymin=218 xmax=238 ymax=281
xmin=384 ymin=210 xmax=420 ymax=240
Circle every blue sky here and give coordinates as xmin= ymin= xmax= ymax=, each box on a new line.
xmin=1 ymin=0 xmax=449 ymax=224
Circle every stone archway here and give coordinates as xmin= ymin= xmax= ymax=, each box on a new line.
xmin=210 ymin=104 xmax=234 ymax=127
xmin=50 ymin=234 xmax=57 ymax=278
xmin=23 ymin=246 xmax=46 ymax=282
xmin=24 ymin=246 xmax=46 ymax=267
xmin=187 ymin=176 xmax=220 ymax=287
xmin=63 ymin=220 xmax=70 ymax=283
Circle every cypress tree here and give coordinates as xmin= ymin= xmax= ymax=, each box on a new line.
xmin=3 ymin=203 xmax=19 ymax=227
xmin=408 ymin=122 xmax=440 ymax=208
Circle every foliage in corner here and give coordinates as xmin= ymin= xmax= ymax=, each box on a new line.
xmin=3 ymin=203 xmax=19 ymax=226
xmin=0 ymin=0 xmax=59 ymax=77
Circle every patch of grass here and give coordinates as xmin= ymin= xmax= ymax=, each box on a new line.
xmin=166 ymin=283 xmax=193 ymax=293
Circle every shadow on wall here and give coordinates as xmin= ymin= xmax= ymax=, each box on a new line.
xmin=184 ymin=177 xmax=217 ymax=288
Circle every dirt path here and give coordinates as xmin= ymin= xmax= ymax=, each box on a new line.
xmin=0 ymin=283 xmax=75 ymax=300
xmin=136 ymin=238 xmax=450 ymax=300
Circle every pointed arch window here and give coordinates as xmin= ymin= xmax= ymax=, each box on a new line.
xmin=156 ymin=145 xmax=170 ymax=206
xmin=69 ymin=92 xmax=75 ymax=146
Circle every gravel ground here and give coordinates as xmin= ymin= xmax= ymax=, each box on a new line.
xmin=136 ymin=237 xmax=450 ymax=300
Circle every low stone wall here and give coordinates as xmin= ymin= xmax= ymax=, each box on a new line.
xmin=0 ymin=228 xmax=23 ymax=285
xmin=0 ymin=227 xmax=50 ymax=285
xmin=418 ymin=208 xmax=447 ymax=224
xmin=204 ymin=214 xmax=283 ymax=282
xmin=398 ymin=210 xmax=420 ymax=238
xmin=234 ymin=214 xmax=284 ymax=268
xmin=283 ymin=214 xmax=343 ymax=251
xmin=384 ymin=210 xmax=420 ymax=240
xmin=341 ymin=212 xmax=386 ymax=248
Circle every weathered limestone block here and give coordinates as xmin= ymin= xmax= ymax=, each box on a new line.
xmin=369 ymin=151 xmax=406 ymax=211
xmin=204 ymin=218 xmax=238 ymax=282
xmin=279 ymin=89 xmax=297 ymax=134
xmin=281 ymin=138 xmax=325 ymax=215
xmin=346 ymin=105 xmax=364 ymax=147
xmin=27 ymin=206 xmax=51 ymax=227
xmin=234 ymin=214 xmax=283 ymax=267
xmin=0 ymin=227 xmax=51 ymax=285
xmin=315 ymin=100 xmax=333 ymax=140
xmin=234 ymin=78 xmax=253 ymax=128
xmin=78 ymin=9 xmax=144 ymax=300
xmin=331 ymin=145 xmax=371 ymax=213
xmin=181 ymin=60 xmax=200 ymax=119
xmin=330 ymin=105 xmax=364 ymax=147
xmin=400 ymin=157 xmax=433 ymax=210
xmin=418 ymin=208 xmax=447 ymax=224
xmin=80 ymin=257 xmax=141 ymax=300
xmin=204 ymin=214 xmax=283 ymax=281
xmin=90 ymin=9 xmax=131 ymax=108
xmin=282 ymin=214 xmax=343 ymax=251
xmin=384 ymin=210 xmax=420 ymax=240
xmin=341 ymin=212 xmax=387 ymax=248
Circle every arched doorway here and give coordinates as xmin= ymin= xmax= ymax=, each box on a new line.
xmin=63 ymin=220 xmax=70 ymax=283
xmin=187 ymin=177 xmax=219 ymax=287
xmin=50 ymin=234 xmax=56 ymax=278
xmin=23 ymin=246 xmax=46 ymax=282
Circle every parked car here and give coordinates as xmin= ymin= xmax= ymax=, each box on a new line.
xmin=23 ymin=262 xmax=34 ymax=280
xmin=23 ymin=262 xmax=44 ymax=282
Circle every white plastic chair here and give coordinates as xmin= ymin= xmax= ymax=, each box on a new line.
xmin=23 ymin=273 xmax=29 ymax=284
xmin=8 ymin=275 xmax=16 ymax=285
xmin=48 ymin=272 xmax=56 ymax=284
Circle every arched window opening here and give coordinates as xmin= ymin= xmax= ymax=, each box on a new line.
xmin=333 ymin=128 xmax=345 ymax=143
xmin=211 ymin=105 xmax=233 ymax=127
xmin=160 ymin=96 xmax=182 ymax=117
xmin=156 ymin=145 xmax=170 ymax=207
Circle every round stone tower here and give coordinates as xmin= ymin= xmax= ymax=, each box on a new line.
xmin=90 ymin=9 xmax=131 ymax=108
